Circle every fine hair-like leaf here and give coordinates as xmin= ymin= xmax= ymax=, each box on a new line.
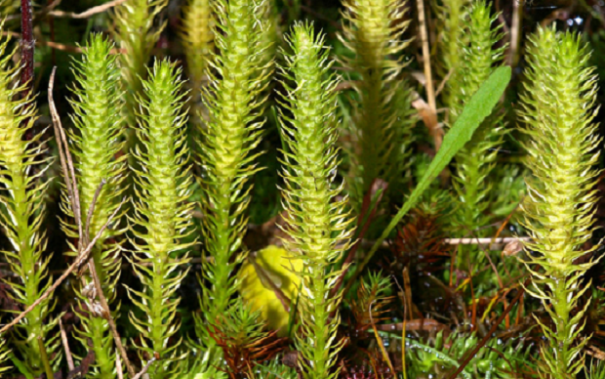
xmin=351 ymin=65 xmax=512 ymax=281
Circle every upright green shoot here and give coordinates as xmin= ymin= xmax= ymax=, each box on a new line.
xmin=340 ymin=0 xmax=415 ymax=202
xmin=62 ymin=35 xmax=126 ymax=379
xmin=0 ymin=32 xmax=59 ymax=376
xmin=179 ymin=0 xmax=214 ymax=127
xmin=437 ymin=0 xmax=472 ymax=111
xmin=180 ymin=0 xmax=214 ymax=94
xmin=113 ymin=0 xmax=168 ymax=177
xmin=114 ymin=0 xmax=167 ymax=129
xmin=449 ymin=1 xmax=506 ymax=266
xmin=197 ymin=0 xmax=271 ymax=326
xmin=128 ymin=60 xmax=193 ymax=379
xmin=257 ymin=0 xmax=280 ymax=95
xmin=519 ymin=27 xmax=601 ymax=378
xmin=279 ymin=24 xmax=354 ymax=379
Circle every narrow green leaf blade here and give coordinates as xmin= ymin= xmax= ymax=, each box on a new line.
xmin=352 ymin=65 xmax=512 ymax=282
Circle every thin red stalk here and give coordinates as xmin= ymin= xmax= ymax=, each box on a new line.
xmin=20 ymin=0 xmax=34 ymax=93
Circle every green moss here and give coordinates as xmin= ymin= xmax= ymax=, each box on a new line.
xmin=519 ymin=27 xmax=601 ymax=378
xmin=438 ymin=0 xmax=472 ymax=111
xmin=63 ymin=35 xmax=126 ymax=379
xmin=180 ymin=0 xmax=214 ymax=129
xmin=449 ymin=0 xmax=506 ymax=269
xmin=340 ymin=0 xmax=415 ymax=203
xmin=0 ymin=30 xmax=59 ymax=377
xmin=128 ymin=60 xmax=193 ymax=379
xmin=197 ymin=0 xmax=271 ymax=324
xmin=279 ymin=23 xmax=354 ymax=379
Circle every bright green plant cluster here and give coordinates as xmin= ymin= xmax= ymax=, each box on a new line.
xmin=61 ymin=35 xmax=126 ymax=379
xmin=519 ymin=26 xmax=601 ymax=378
xmin=197 ymin=0 xmax=271 ymax=327
xmin=278 ymin=23 xmax=354 ymax=379
xmin=0 ymin=31 xmax=60 ymax=377
xmin=4 ymin=1 xmax=605 ymax=378
xmin=128 ymin=60 xmax=193 ymax=379
xmin=340 ymin=0 xmax=415 ymax=202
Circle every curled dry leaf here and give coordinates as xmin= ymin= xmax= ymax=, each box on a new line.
xmin=502 ymin=239 xmax=523 ymax=257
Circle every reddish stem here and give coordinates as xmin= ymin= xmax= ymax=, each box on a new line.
xmin=20 ymin=0 xmax=34 ymax=94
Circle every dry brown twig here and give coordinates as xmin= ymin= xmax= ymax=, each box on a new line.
xmin=116 ymin=354 xmax=124 ymax=379
xmin=0 ymin=204 xmax=120 ymax=335
xmin=6 ymin=0 xmax=124 ymax=21
xmin=47 ymin=67 xmax=137 ymax=379
xmin=356 ymin=236 xmax=529 ymax=251
xmin=416 ymin=0 xmax=441 ymax=150
xmin=48 ymin=0 xmax=127 ymax=19
xmin=50 ymin=73 xmax=83 ymax=248
xmin=132 ymin=357 xmax=157 ymax=379
xmin=376 ymin=318 xmax=449 ymax=332
xmin=334 ymin=80 xmax=357 ymax=92
xmin=59 ymin=318 xmax=75 ymax=372
xmin=435 ymin=67 xmax=454 ymax=97
xmin=369 ymin=301 xmax=396 ymax=374
xmin=85 ymin=178 xmax=106 ymax=247
xmin=508 ymin=0 xmax=524 ymax=67
xmin=5 ymin=0 xmax=61 ymax=21
xmin=2 ymin=32 xmax=124 ymax=54
xmin=444 ymin=237 xmax=530 ymax=245
xmin=411 ymin=95 xmax=443 ymax=153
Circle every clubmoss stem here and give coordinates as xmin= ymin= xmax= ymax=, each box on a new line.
xmin=519 ymin=26 xmax=601 ymax=378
